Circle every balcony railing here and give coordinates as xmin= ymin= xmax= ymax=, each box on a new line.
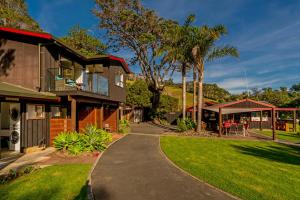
xmin=47 ymin=68 xmax=109 ymax=96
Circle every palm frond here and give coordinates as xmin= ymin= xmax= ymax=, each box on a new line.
xmin=184 ymin=14 xmax=196 ymax=27
xmin=206 ymin=46 xmax=239 ymax=62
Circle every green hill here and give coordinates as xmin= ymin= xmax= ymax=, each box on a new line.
xmin=164 ymin=86 xmax=216 ymax=109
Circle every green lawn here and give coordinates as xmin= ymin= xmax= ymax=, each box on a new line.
xmin=161 ymin=136 xmax=300 ymax=200
xmin=0 ymin=164 xmax=91 ymax=200
xmin=253 ymin=129 xmax=300 ymax=143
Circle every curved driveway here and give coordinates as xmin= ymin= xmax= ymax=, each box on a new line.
xmin=91 ymin=124 xmax=236 ymax=200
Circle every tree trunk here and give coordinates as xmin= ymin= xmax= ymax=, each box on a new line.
xmin=151 ymin=89 xmax=161 ymax=112
xmin=193 ymin=66 xmax=197 ymax=123
xmin=182 ymin=64 xmax=186 ymax=120
xmin=197 ymin=70 xmax=204 ymax=133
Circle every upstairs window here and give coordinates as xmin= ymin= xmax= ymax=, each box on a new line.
xmin=92 ymin=74 xmax=109 ymax=96
xmin=115 ymin=73 xmax=124 ymax=88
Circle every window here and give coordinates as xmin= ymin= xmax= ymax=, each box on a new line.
xmin=251 ymin=112 xmax=268 ymax=122
xmin=51 ymin=106 xmax=61 ymax=118
xmin=115 ymin=73 xmax=124 ymax=87
xmin=50 ymin=106 xmax=68 ymax=118
xmin=92 ymin=74 xmax=109 ymax=96
xmin=98 ymin=75 xmax=109 ymax=96
xmin=27 ymin=104 xmax=45 ymax=119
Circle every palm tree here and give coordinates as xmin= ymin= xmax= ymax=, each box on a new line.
xmin=192 ymin=64 xmax=197 ymax=122
xmin=166 ymin=15 xmax=195 ymax=120
xmin=191 ymin=25 xmax=239 ymax=133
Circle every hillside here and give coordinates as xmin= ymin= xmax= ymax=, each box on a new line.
xmin=164 ymin=86 xmax=216 ymax=109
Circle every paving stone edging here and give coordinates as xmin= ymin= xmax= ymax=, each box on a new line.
xmin=87 ymin=134 xmax=128 ymax=200
xmin=158 ymin=136 xmax=241 ymax=200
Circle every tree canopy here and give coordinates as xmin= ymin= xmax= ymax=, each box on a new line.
xmin=231 ymin=85 xmax=300 ymax=108
xmin=126 ymin=79 xmax=179 ymax=112
xmin=60 ymin=25 xmax=107 ymax=57
xmin=126 ymin=80 xmax=152 ymax=108
xmin=94 ymin=0 xmax=177 ymax=110
xmin=291 ymin=83 xmax=300 ymax=92
xmin=0 ymin=0 xmax=41 ymax=31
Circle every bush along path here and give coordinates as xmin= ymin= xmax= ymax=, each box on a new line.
xmin=53 ymin=125 xmax=113 ymax=155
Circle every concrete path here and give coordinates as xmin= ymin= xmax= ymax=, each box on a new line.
xmin=130 ymin=122 xmax=171 ymax=135
xmin=0 ymin=147 xmax=55 ymax=175
xmin=91 ymin=124 xmax=236 ymax=200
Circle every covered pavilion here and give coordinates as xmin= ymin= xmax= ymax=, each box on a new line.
xmin=190 ymin=99 xmax=299 ymax=140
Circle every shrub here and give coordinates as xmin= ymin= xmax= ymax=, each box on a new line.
xmin=177 ymin=118 xmax=195 ymax=132
xmin=53 ymin=131 xmax=80 ymax=151
xmin=159 ymin=118 xmax=170 ymax=126
xmin=82 ymin=125 xmax=112 ymax=151
xmin=177 ymin=118 xmax=188 ymax=132
xmin=53 ymin=125 xmax=112 ymax=155
xmin=0 ymin=166 xmax=38 ymax=184
xmin=185 ymin=118 xmax=196 ymax=130
xmin=119 ymin=119 xmax=130 ymax=134
xmin=149 ymin=110 xmax=166 ymax=120
xmin=159 ymin=95 xmax=179 ymax=113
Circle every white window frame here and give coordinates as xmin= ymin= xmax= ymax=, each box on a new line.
xmin=115 ymin=73 xmax=124 ymax=88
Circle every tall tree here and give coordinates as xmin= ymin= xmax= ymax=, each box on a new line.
xmin=192 ymin=65 xmax=197 ymax=122
xmin=94 ymin=0 xmax=176 ymax=111
xmin=291 ymin=83 xmax=300 ymax=92
xmin=191 ymin=25 xmax=239 ymax=132
xmin=0 ymin=0 xmax=41 ymax=31
xmin=60 ymin=25 xmax=107 ymax=57
xmin=166 ymin=15 xmax=195 ymax=120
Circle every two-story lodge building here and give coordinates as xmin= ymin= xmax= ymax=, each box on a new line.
xmin=0 ymin=27 xmax=130 ymax=153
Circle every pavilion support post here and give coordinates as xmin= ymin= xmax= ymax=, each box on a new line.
xmin=260 ymin=110 xmax=263 ymax=131
xmin=219 ymin=108 xmax=222 ymax=137
xmin=71 ymin=98 xmax=77 ymax=131
xmin=272 ymin=108 xmax=276 ymax=140
xmin=293 ymin=110 xmax=297 ymax=132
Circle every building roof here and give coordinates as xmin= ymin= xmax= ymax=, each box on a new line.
xmin=0 ymin=82 xmax=59 ymax=101
xmin=0 ymin=26 xmax=131 ymax=73
xmin=202 ymin=98 xmax=274 ymax=114
xmin=208 ymin=98 xmax=276 ymax=109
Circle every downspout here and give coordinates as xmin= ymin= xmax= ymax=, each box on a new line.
xmin=38 ymin=43 xmax=41 ymax=91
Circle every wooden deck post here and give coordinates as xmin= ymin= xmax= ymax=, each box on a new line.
xmin=117 ymin=107 xmax=120 ymax=133
xmin=293 ymin=110 xmax=297 ymax=132
xmin=219 ymin=108 xmax=222 ymax=137
xmin=119 ymin=106 xmax=123 ymax=121
xmin=260 ymin=110 xmax=263 ymax=131
xmin=272 ymin=108 xmax=276 ymax=140
xmin=99 ymin=105 xmax=103 ymax=129
xmin=71 ymin=98 xmax=77 ymax=131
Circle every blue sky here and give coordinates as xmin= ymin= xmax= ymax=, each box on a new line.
xmin=26 ymin=0 xmax=300 ymax=93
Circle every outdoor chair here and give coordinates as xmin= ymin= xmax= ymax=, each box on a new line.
xmin=236 ymin=124 xmax=244 ymax=135
xmin=229 ymin=124 xmax=238 ymax=135
xmin=104 ymin=123 xmax=111 ymax=132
